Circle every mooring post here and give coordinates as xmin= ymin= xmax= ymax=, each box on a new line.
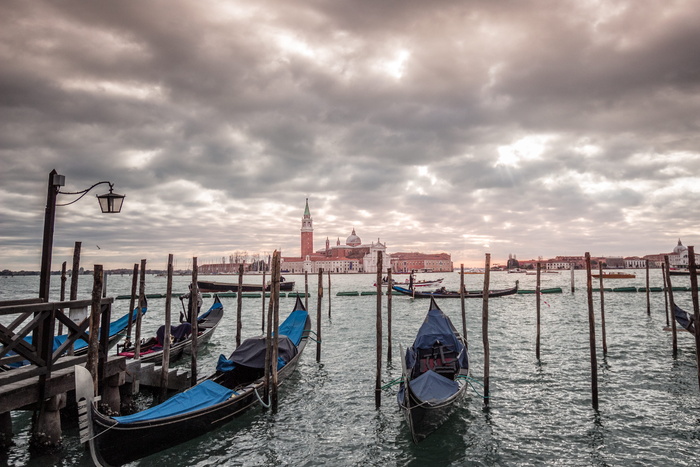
xmin=571 ymin=263 xmax=575 ymax=293
xmin=134 ymin=259 xmax=146 ymax=365
xmin=160 ymin=254 xmax=174 ymax=402
xmin=664 ymin=255 xmax=678 ymax=357
xmin=316 ymin=268 xmax=323 ymax=363
xmin=271 ymin=251 xmax=281 ymax=412
xmin=482 ymin=253 xmax=491 ymax=407
xmin=687 ymin=246 xmax=700 ymax=391
xmin=261 ymin=270 xmax=266 ymax=333
xmin=585 ymin=252 xmax=599 ymax=411
xmin=387 ymin=267 xmax=393 ymax=363
xmin=87 ymin=265 xmax=103 ymax=396
xmin=536 ymin=262 xmax=541 ymax=360
xmin=646 ymin=259 xmax=651 ymax=316
xmin=460 ymin=264 xmax=467 ymax=348
xmin=328 ymin=270 xmax=332 ymax=319
xmin=0 ymin=411 xmax=12 ymax=449
xmin=598 ymin=262 xmax=608 ymax=356
xmin=263 ymin=252 xmax=276 ymax=407
xmin=58 ymin=261 xmax=67 ymax=335
xmin=190 ymin=257 xmax=199 ymax=387
xmin=236 ymin=263 xmax=243 ymax=348
xmin=663 ymin=264 xmax=670 ymax=327
xmin=125 ymin=263 xmax=138 ymax=348
xmin=305 ymin=270 xmax=309 ymax=310
xmin=67 ymin=242 xmax=82 ymax=356
xmin=375 ymin=251 xmax=383 ymax=408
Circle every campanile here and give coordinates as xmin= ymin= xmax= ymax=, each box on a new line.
xmin=301 ymin=198 xmax=313 ymax=258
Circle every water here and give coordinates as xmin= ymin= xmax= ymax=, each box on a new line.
xmin=2 ymin=270 xmax=700 ymax=466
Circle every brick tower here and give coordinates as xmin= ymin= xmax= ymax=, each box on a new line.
xmin=301 ymin=198 xmax=313 ymax=258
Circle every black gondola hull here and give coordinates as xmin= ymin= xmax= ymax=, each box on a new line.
xmin=392 ymin=282 xmax=518 ymax=298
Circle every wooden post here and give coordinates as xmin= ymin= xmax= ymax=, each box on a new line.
xmin=687 ymin=246 xmax=700 ymax=391
xmin=536 ymin=262 xmax=541 ymax=360
xmin=263 ymin=252 xmax=277 ymax=407
xmin=316 ymin=268 xmax=323 ymax=363
xmin=460 ymin=264 xmax=467 ymax=348
xmin=482 ymin=253 xmax=491 ymax=407
xmin=664 ymin=255 xmax=678 ymax=357
xmin=261 ymin=271 xmax=266 ymax=333
xmin=375 ymin=251 xmax=383 ymax=408
xmin=160 ymin=254 xmax=174 ymax=402
xmin=86 ymin=265 xmax=103 ymax=396
xmin=126 ymin=263 xmax=138 ymax=348
xmin=663 ymin=264 xmax=670 ymax=327
xmin=328 ymin=270 xmax=332 ymax=319
xmin=190 ymin=257 xmax=199 ymax=386
xmin=387 ymin=267 xmax=392 ymax=363
xmin=134 ymin=259 xmax=146 ymax=363
xmin=570 ymin=263 xmax=575 ymax=293
xmin=271 ymin=251 xmax=281 ymax=412
xmin=645 ymin=259 xmax=651 ymax=316
xmin=236 ymin=264 xmax=244 ymax=348
xmin=598 ymin=262 xmax=608 ymax=356
xmin=58 ymin=261 xmax=67 ymax=335
xmin=585 ymin=252 xmax=599 ymax=410
xmin=69 ymin=241 xmax=81 ymax=301
xmin=305 ymin=270 xmax=309 ymax=310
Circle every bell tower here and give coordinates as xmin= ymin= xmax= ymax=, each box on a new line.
xmin=301 ymin=198 xmax=313 ymax=258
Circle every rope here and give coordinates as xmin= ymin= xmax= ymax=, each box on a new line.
xmin=457 ymin=375 xmax=490 ymax=399
xmin=381 ymin=376 xmax=404 ymax=390
xmin=253 ymin=387 xmax=271 ymax=408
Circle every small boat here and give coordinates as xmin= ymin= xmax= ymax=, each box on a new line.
xmin=374 ymin=277 xmax=444 ymax=288
xmin=391 ymin=281 xmax=519 ymax=299
xmin=665 ymin=304 xmax=696 ymax=333
xmin=398 ymin=297 xmax=469 ymax=443
xmin=197 ymin=277 xmax=295 ymax=292
xmin=591 ymin=272 xmax=636 ymax=279
xmin=116 ymin=295 xmax=224 ymax=364
xmin=75 ymin=296 xmax=311 ymax=466
xmin=669 ymin=268 xmax=700 ymax=276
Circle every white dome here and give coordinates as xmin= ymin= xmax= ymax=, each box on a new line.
xmin=346 ymin=228 xmax=361 ymax=246
xmin=674 ymin=239 xmax=687 ymax=255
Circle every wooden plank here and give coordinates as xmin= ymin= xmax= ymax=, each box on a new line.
xmin=0 ymin=297 xmax=113 ymax=316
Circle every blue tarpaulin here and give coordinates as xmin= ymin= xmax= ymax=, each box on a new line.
xmin=405 ymin=302 xmax=468 ymax=371
xmin=113 ymin=380 xmax=235 ymax=423
xmin=408 ymin=370 xmax=460 ymax=402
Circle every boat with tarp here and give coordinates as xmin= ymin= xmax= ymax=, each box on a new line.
xmin=392 ymin=281 xmax=519 ymax=299
xmin=75 ymin=296 xmax=311 ymax=466
xmin=398 ymin=297 xmax=469 ymax=443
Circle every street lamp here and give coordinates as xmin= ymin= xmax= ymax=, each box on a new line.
xmin=39 ymin=169 xmax=126 ymax=301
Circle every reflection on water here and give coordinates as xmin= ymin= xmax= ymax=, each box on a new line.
xmin=2 ymin=270 xmax=700 ymax=465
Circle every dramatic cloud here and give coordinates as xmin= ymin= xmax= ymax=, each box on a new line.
xmin=1 ymin=0 xmax=700 ymax=271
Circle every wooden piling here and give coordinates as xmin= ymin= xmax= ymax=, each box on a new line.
xmin=387 ymin=267 xmax=393 ymax=363
xmin=645 ymin=259 xmax=651 ymax=316
xmin=160 ymin=254 xmax=174 ymax=402
xmin=316 ymin=268 xmax=323 ymax=363
xmin=69 ymin=241 xmax=81 ymax=301
xmin=482 ymin=253 xmax=491 ymax=407
xmin=271 ymin=251 xmax=281 ymax=412
xmin=190 ymin=257 xmax=199 ymax=387
xmin=598 ymin=262 xmax=607 ymax=356
xmin=375 ymin=251 xmax=383 ymax=408
xmin=687 ymin=246 xmax=700 ymax=391
xmin=570 ymin=263 xmax=575 ymax=293
xmin=236 ymin=264 xmax=243 ymax=348
xmin=261 ymin=271 xmax=266 ymax=333
xmin=86 ymin=265 xmax=103 ymax=396
xmin=135 ymin=259 xmax=146 ymax=364
xmin=663 ymin=264 xmax=670 ymax=327
xmin=585 ymin=252 xmax=599 ymax=411
xmin=664 ymin=255 xmax=678 ymax=357
xmin=460 ymin=264 xmax=467 ymax=348
xmin=304 ymin=271 xmax=309 ymax=311
xmin=536 ymin=262 xmax=541 ymax=360
xmin=263 ymin=252 xmax=277 ymax=407
xmin=126 ymin=263 xmax=138 ymax=348
xmin=58 ymin=261 xmax=67 ymax=335
xmin=328 ymin=270 xmax=332 ymax=319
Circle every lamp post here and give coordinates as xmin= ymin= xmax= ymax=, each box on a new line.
xmin=38 ymin=169 xmax=125 ymax=302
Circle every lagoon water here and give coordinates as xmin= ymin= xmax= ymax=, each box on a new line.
xmin=2 ymin=269 xmax=700 ymax=466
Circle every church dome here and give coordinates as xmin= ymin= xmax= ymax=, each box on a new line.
xmin=346 ymin=228 xmax=362 ymax=247
xmin=674 ymin=238 xmax=687 ymax=255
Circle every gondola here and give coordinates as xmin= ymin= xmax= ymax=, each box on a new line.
xmin=398 ymin=297 xmax=469 ymax=443
xmin=392 ymin=280 xmax=519 ymax=299
xmin=75 ymin=296 xmax=311 ymax=466
xmin=3 ymin=300 xmax=147 ymax=369
xmin=116 ymin=295 xmax=224 ymax=364
xmin=197 ymin=277 xmax=295 ymax=292
xmin=664 ymin=304 xmax=696 ymax=333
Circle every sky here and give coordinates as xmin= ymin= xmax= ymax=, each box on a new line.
xmin=1 ymin=0 xmax=700 ymax=271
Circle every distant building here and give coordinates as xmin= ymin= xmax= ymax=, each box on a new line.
xmin=390 ymin=252 xmax=453 ymax=273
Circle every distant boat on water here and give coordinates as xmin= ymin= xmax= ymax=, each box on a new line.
xmin=197 ymin=277 xmax=294 ymax=292
xmin=591 ymin=272 xmax=636 ymax=279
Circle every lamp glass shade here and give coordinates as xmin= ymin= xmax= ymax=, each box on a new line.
xmin=96 ymin=192 xmax=125 ymax=213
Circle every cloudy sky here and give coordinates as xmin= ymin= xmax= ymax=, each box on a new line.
xmin=1 ymin=0 xmax=700 ymax=271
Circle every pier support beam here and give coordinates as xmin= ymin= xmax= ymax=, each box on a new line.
xmin=101 ymin=372 xmax=124 ymax=415
xmin=30 ymin=393 xmax=66 ymax=451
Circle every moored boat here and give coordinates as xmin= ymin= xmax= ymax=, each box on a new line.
xmin=391 ymin=281 xmax=519 ymax=299
xmin=398 ymin=297 xmax=469 ymax=443
xmin=75 ymin=296 xmax=311 ymax=466
xmin=197 ymin=277 xmax=295 ymax=292
xmin=591 ymin=272 xmax=636 ymax=279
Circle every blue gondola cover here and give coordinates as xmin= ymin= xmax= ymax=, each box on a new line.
xmin=408 ymin=369 xmax=460 ymax=402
